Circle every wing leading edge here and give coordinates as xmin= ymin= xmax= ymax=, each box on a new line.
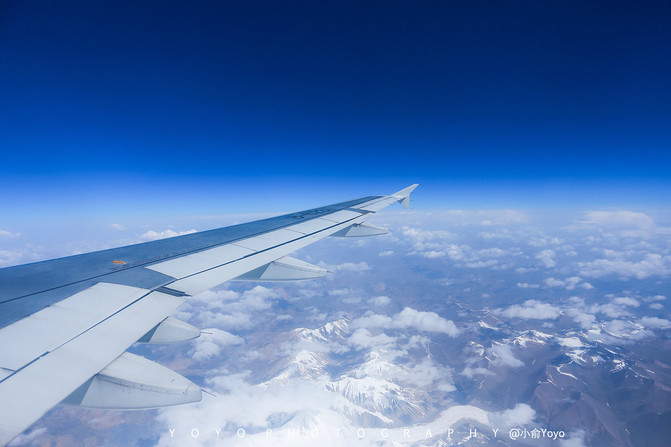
xmin=0 ymin=184 xmax=418 ymax=445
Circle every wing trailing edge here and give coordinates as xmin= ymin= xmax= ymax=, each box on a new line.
xmin=62 ymin=352 xmax=202 ymax=409
xmin=0 ymin=185 xmax=418 ymax=446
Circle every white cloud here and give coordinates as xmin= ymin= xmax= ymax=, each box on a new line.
xmin=333 ymin=262 xmax=370 ymax=272
xmin=0 ymin=229 xmax=19 ymax=237
xmin=496 ymin=300 xmax=561 ymax=320
xmin=536 ymin=250 xmax=556 ymax=268
xmin=110 ymin=223 xmax=126 ymax=230
xmin=478 ymin=229 xmax=512 ymax=239
xmin=488 ymin=344 xmax=524 ymax=368
xmin=544 ymin=276 xmax=586 ymax=290
xmin=477 ymin=248 xmax=507 ymax=257
xmin=488 ymin=403 xmax=535 ymax=427
xmin=564 ymin=277 xmax=586 ymax=290
xmin=602 ymin=320 xmax=651 ymax=340
xmin=402 ymin=358 xmax=453 ymax=388
xmin=192 ymin=289 xmax=240 ymax=308
xmin=556 ymin=337 xmax=584 ymax=348
xmin=581 ymin=211 xmax=655 ymax=229
xmin=565 ymin=307 xmax=596 ymax=329
xmin=576 ymin=295 xmax=641 ymax=321
xmin=460 ymin=366 xmax=493 ymax=378
xmin=156 ymin=376 xmax=342 ymax=446
xmin=189 ymin=286 xmax=278 ymax=329
xmin=409 ymin=243 xmax=470 ymax=261
xmin=367 ymin=295 xmax=391 ymax=306
xmin=347 ymin=328 xmax=396 ymax=350
xmin=0 ymin=249 xmax=26 ymax=267
xmin=401 ymin=226 xmax=452 ymax=241
xmin=528 ymin=235 xmax=563 ymax=247
xmin=589 ymin=302 xmax=632 ymax=318
xmin=378 ymin=250 xmax=394 ymax=256
xmin=640 ymin=317 xmax=671 ymax=329
xmin=328 ymin=288 xmax=352 ymax=296
xmin=199 ymin=310 xmax=253 ymax=329
xmin=392 ymin=308 xmax=460 ymax=335
xmin=140 ymin=228 xmax=197 ymax=240
xmin=350 ymin=312 xmax=394 ymax=328
xmin=351 ymin=308 xmax=459 ymax=336
xmin=559 ymin=430 xmax=587 ymax=447
xmin=401 ymin=225 xmax=473 ymax=262
xmin=422 ymin=250 xmax=446 ymax=259
xmin=444 ymin=244 xmax=468 ymax=260
xmin=516 ymin=282 xmax=539 ymax=289
xmin=579 ymin=254 xmax=671 ymax=279
xmin=613 ymin=297 xmax=639 ymax=307
xmin=7 ymin=427 xmax=47 ymax=446
xmin=406 ymin=335 xmax=431 ymax=348
xmin=544 ymin=277 xmax=565 ymax=287
xmin=465 ymin=260 xmax=498 ymax=268
xmin=191 ymin=328 xmax=244 ymax=361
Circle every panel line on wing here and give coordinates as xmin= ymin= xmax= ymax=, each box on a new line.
xmin=0 ymin=204 xmax=371 ymax=383
xmin=0 ymin=290 xmax=186 ymax=446
xmin=0 ymin=283 xmax=158 ymax=376
xmin=161 ymin=212 xmax=364 ymax=285
xmin=0 ymin=197 xmax=383 ymax=306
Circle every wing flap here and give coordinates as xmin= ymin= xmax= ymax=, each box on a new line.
xmin=231 ymin=228 xmax=300 ymax=251
xmin=0 ymin=290 xmax=186 ymax=446
xmin=145 ymin=244 xmax=254 ymax=279
xmin=62 ymin=352 xmax=201 ymax=409
xmin=0 ymin=283 xmax=152 ymax=372
xmin=283 ymin=219 xmax=334 ymax=234
xmin=331 ymin=223 xmax=389 ymax=237
xmin=166 ymin=237 xmax=319 ymax=295
xmin=233 ymin=256 xmax=327 ymax=281
xmin=318 ymin=210 xmax=363 ymax=223
xmin=138 ymin=317 xmax=201 ymax=343
xmin=165 ymin=212 xmax=365 ymax=295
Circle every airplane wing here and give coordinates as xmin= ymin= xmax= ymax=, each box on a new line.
xmin=0 ymin=184 xmax=418 ymax=445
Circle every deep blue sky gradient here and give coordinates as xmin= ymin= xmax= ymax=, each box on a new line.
xmin=1 ymin=1 xmax=670 ymax=217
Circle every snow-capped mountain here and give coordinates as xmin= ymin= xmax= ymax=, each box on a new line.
xmin=259 ymin=319 xmax=350 ymax=387
xmin=327 ymin=351 xmax=428 ymax=426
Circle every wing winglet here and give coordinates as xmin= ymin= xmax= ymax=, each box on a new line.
xmin=392 ymin=184 xmax=419 ymax=209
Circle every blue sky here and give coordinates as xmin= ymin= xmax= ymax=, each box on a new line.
xmin=1 ymin=1 xmax=670 ymax=219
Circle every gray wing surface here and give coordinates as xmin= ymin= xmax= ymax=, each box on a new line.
xmin=0 ymin=185 xmax=417 ymax=445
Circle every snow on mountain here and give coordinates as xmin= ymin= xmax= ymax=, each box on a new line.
xmin=326 ymin=351 xmax=428 ymax=425
xmin=259 ymin=319 xmax=351 ymax=387
xmin=509 ymin=330 xmax=553 ymax=347
xmin=328 ymin=386 xmax=396 ymax=427
xmin=611 ymin=358 xmax=627 ymax=373
xmin=326 ymin=375 xmax=425 ymax=425
xmin=289 ymin=317 xmax=350 ymax=343
xmin=262 ymin=349 xmax=329 ymax=387
xmin=556 ymin=336 xmax=584 ymax=348
xmin=477 ymin=320 xmax=499 ymax=331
